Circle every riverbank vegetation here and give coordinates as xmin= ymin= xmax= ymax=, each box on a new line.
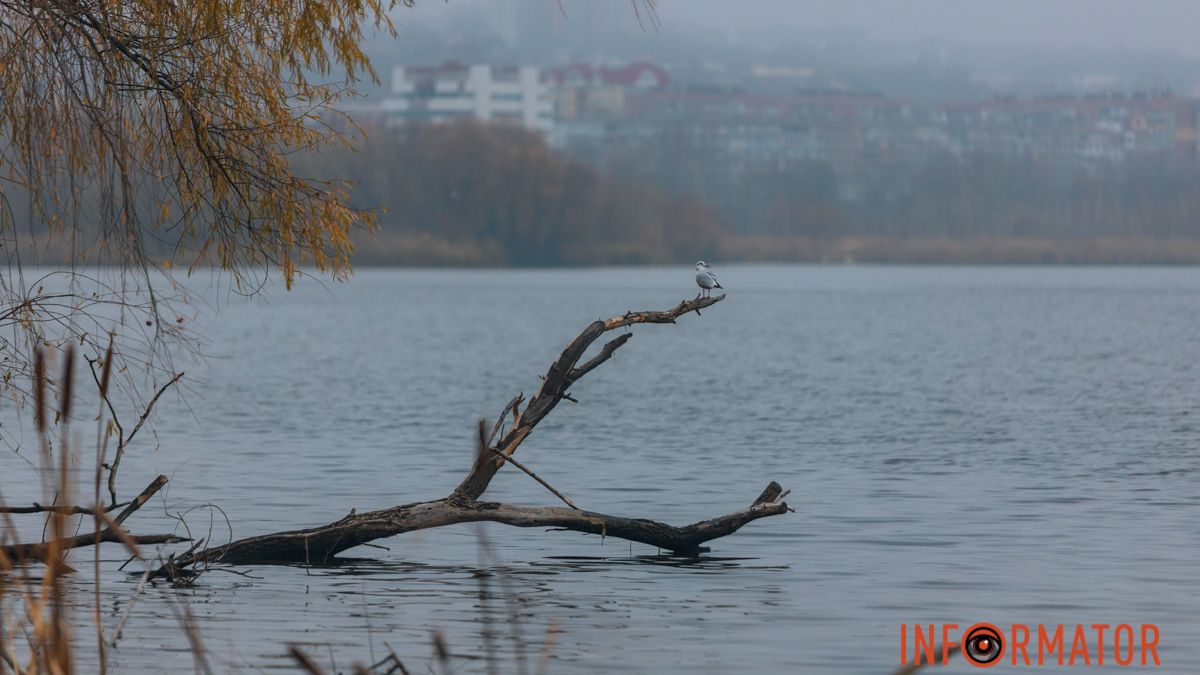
xmin=301 ymin=120 xmax=1200 ymax=266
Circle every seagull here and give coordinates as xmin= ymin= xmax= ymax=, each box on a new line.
xmin=694 ymin=260 xmax=723 ymax=299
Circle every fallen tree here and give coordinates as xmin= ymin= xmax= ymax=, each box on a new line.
xmin=154 ymin=295 xmax=790 ymax=578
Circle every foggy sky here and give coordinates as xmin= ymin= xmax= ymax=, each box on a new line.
xmin=665 ymin=0 xmax=1200 ymax=56
xmin=401 ymin=0 xmax=1200 ymax=58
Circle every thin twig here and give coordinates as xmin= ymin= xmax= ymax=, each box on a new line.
xmin=373 ymin=644 xmax=412 ymax=675
xmin=106 ymin=371 xmax=183 ymax=507
xmin=486 ymin=446 xmax=580 ymax=511
xmin=122 ymin=372 xmax=184 ymax=453
xmin=478 ymin=418 xmax=580 ymax=510
xmin=0 ymin=502 xmax=126 ymax=515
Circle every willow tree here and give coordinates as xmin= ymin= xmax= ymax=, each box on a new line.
xmin=0 ymin=1 xmax=397 ymax=425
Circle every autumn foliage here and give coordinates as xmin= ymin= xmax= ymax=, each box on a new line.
xmin=0 ymin=0 xmax=394 ymax=283
xmin=0 ymin=0 xmax=395 ymax=409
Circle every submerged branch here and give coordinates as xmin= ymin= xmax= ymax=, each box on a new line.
xmin=1 ymin=476 xmax=187 ymax=563
xmin=0 ymin=502 xmax=126 ymax=516
xmin=155 ymin=481 xmax=785 ymax=570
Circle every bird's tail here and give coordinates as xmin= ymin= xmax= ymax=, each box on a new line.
xmin=715 ymin=282 xmax=724 ymax=289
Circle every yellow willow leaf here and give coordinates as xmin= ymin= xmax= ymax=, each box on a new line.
xmin=0 ymin=0 xmax=388 ymax=291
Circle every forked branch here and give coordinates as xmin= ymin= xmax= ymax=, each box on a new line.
xmin=89 ymin=353 xmax=184 ymax=507
xmin=1 ymin=475 xmax=188 ymax=563
xmin=150 ymin=294 xmax=789 ymax=576
xmin=453 ymin=295 xmax=726 ymax=502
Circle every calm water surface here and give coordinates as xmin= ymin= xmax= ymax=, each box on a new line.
xmin=2 ymin=266 xmax=1199 ymax=673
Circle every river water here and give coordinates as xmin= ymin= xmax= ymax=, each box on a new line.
xmin=2 ymin=266 xmax=1199 ymax=673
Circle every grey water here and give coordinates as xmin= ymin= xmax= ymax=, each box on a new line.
xmin=2 ymin=266 xmax=1199 ymax=673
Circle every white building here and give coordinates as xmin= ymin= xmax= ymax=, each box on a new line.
xmin=382 ymin=63 xmax=553 ymax=133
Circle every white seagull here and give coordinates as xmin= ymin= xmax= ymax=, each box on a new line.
xmin=694 ymin=260 xmax=723 ymax=298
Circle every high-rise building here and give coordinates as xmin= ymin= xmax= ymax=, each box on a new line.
xmin=382 ymin=63 xmax=553 ymax=133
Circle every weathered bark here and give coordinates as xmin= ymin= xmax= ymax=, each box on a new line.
xmin=162 ymin=482 xmax=787 ymax=567
xmin=154 ymin=294 xmax=791 ymax=576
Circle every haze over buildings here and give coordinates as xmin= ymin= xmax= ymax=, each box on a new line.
xmin=321 ymin=1 xmax=1200 ymax=265
xmin=380 ymin=1 xmax=1200 ymax=96
xmin=375 ymin=55 xmax=1200 ymax=205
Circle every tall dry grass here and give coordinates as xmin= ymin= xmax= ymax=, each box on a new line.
xmin=0 ymin=346 xmax=162 ymax=675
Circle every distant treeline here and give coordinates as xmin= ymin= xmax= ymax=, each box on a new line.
xmin=302 ymin=121 xmax=724 ymax=265
xmin=582 ymin=131 xmax=1200 ymax=241
xmin=295 ymin=120 xmax=1200 ymax=266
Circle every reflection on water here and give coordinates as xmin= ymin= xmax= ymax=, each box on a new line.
xmin=3 ymin=266 xmax=1200 ymax=673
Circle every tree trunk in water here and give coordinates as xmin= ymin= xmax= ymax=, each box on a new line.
xmin=153 ymin=295 xmax=792 ymax=579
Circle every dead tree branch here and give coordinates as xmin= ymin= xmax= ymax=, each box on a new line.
xmin=155 ymin=482 xmax=784 ymax=568
xmin=478 ymin=421 xmax=580 ymax=511
xmin=0 ymin=502 xmax=126 ymax=515
xmin=454 ymin=296 xmax=727 ymax=502
xmin=150 ymin=294 xmax=788 ymax=575
xmin=107 ymin=370 xmax=184 ymax=508
xmin=1 ymin=475 xmax=188 ymax=562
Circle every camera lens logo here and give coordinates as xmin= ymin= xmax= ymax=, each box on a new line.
xmin=962 ymin=623 xmax=1005 ymax=667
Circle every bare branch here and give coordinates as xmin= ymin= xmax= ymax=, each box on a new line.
xmin=2 ymin=531 xmax=188 ymax=563
xmin=477 ymin=421 xmax=580 ymax=511
xmin=107 ymin=372 xmax=184 ymax=507
xmin=0 ymin=502 xmax=126 ymax=516
xmin=147 ymin=295 xmax=787 ymax=575
xmin=112 ymin=475 xmax=169 ymax=527
xmin=1 ymin=475 xmax=187 ymax=562
xmin=453 ymin=295 xmax=725 ymax=502
xmin=153 ymin=482 xmax=784 ymax=571
xmin=566 ymin=333 xmax=631 ymax=385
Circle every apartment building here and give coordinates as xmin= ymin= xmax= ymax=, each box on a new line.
xmin=382 ymin=63 xmax=553 ymax=132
